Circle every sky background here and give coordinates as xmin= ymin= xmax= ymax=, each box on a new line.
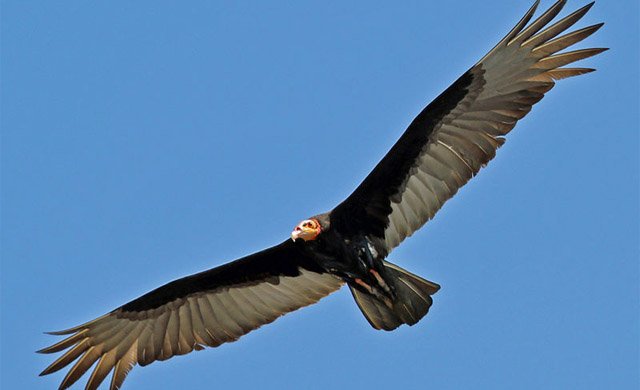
xmin=2 ymin=1 xmax=638 ymax=389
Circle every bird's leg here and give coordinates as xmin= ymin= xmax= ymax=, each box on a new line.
xmin=369 ymin=269 xmax=390 ymax=294
xmin=353 ymin=278 xmax=374 ymax=294
xmin=351 ymin=276 xmax=393 ymax=308
xmin=353 ymin=237 xmax=395 ymax=300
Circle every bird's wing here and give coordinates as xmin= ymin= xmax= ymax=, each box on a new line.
xmin=330 ymin=0 xmax=605 ymax=253
xmin=39 ymin=241 xmax=343 ymax=390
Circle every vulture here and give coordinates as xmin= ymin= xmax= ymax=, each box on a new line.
xmin=40 ymin=1 xmax=606 ymax=389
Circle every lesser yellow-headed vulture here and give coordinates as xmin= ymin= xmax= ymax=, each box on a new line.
xmin=40 ymin=1 xmax=606 ymax=388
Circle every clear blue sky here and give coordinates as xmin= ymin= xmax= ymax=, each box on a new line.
xmin=2 ymin=1 xmax=638 ymax=389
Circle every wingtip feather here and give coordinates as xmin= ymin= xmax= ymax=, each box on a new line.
xmin=510 ymin=0 xmax=567 ymax=45
xmin=476 ymin=0 xmax=541 ymax=64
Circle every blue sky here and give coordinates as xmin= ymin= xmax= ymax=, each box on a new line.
xmin=2 ymin=1 xmax=638 ymax=389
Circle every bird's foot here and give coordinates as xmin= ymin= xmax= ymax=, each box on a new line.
xmin=369 ymin=269 xmax=392 ymax=296
xmin=354 ymin=278 xmax=374 ymax=294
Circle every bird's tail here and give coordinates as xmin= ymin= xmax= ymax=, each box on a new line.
xmin=349 ymin=261 xmax=440 ymax=331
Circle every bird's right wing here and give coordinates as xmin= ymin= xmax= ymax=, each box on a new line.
xmin=39 ymin=240 xmax=343 ymax=390
xmin=330 ymin=0 xmax=606 ymax=253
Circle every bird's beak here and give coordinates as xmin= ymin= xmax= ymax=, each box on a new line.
xmin=291 ymin=227 xmax=307 ymax=242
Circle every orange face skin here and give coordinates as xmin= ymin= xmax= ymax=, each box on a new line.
xmin=291 ymin=218 xmax=322 ymax=242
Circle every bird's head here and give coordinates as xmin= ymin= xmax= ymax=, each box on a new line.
xmin=291 ymin=218 xmax=322 ymax=242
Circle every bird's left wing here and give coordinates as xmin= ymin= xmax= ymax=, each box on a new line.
xmin=331 ymin=0 xmax=605 ymax=253
xmin=39 ymin=240 xmax=343 ymax=390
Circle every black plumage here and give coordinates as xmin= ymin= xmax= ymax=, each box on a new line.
xmin=39 ymin=1 xmax=606 ymax=389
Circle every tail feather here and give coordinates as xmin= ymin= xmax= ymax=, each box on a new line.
xmin=349 ymin=261 xmax=440 ymax=331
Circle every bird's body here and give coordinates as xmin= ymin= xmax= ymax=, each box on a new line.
xmin=39 ymin=1 xmax=606 ymax=389
xmin=295 ymin=213 xmax=435 ymax=319
xmin=297 ymin=214 xmax=386 ymax=287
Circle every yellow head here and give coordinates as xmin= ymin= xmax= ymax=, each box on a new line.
xmin=291 ymin=218 xmax=322 ymax=242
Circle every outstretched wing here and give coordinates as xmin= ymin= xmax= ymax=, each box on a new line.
xmin=330 ymin=0 xmax=606 ymax=253
xmin=39 ymin=241 xmax=343 ymax=390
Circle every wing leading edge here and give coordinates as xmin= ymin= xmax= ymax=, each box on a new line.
xmin=331 ymin=0 xmax=606 ymax=253
xmin=39 ymin=241 xmax=343 ymax=390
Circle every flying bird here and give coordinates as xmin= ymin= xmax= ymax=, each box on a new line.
xmin=40 ymin=1 xmax=606 ymax=389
